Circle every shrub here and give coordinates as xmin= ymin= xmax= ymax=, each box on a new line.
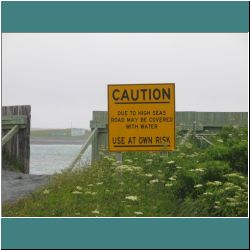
xmin=206 ymin=144 xmax=230 ymax=162
xmin=201 ymin=161 xmax=231 ymax=182
xmin=172 ymin=170 xmax=201 ymax=199
xmin=228 ymin=141 xmax=248 ymax=174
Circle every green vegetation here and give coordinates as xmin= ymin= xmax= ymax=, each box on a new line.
xmin=3 ymin=126 xmax=248 ymax=217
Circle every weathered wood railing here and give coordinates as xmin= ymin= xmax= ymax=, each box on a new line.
xmin=2 ymin=106 xmax=31 ymax=173
xmin=67 ymin=128 xmax=98 ymax=171
xmin=2 ymin=115 xmax=27 ymax=146
xmin=195 ymin=135 xmax=214 ymax=146
xmin=179 ymin=129 xmax=192 ymax=145
xmin=67 ymin=110 xmax=248 ymax=170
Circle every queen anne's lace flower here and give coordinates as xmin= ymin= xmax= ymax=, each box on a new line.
xmin=125 ymin=196 xmax=138 ymax=201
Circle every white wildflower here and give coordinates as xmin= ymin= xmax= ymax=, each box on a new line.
xmin=227 ymin=202 xmax=237 ymax=207
xmin=225 ymin=173 xmax=245 ymax=180
xmin=132 ymin=166 xmax=143 ymax=172
xmin=165 ymin=183 xmax=173 ymax=187
xmin=72 ymin=191 xmax=82 ymax=194
xmin=207 ymin=181 xmax=222 ymax=186
xmin=125 ymin=196 xmax=138 ymax=201
xmin=169 ymin=176 xmax=177 ymax=181
xmin=76 ymin=186 xmax=82 ymax=190
xmin=214 ymin=181 xmax=222 ymax=186
xmin=43 ymin=189 xmax=50 ymax=194
xmin=85 ymin=191 xmax=96 ymax=196
xmin=167 ymin=160 xmax=175 ymax=164
xmin=194 ymin=184 xmax=203 ymax=188
xmin=124 ymin=159 xmax=133 ymax=164
xmin=185 ymin=143 xmax=193 ymax=148
xmin=115 ymin=165 xmax=133 ymax=172
xmin=195 ymin=168 xmax=205 ymax=172
xmin=226 ymin=197 xmax=236 ymax=202
xmin=203 ymin=192 xmax=213 ymax=196
xmin=134 ymin=211 xmax=143 ymax=215
xmin=149 ymin=179 xmax=159 ymax=184
xmin=96 ymin=182 xmax=103 ymax=186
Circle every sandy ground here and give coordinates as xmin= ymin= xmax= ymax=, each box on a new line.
xmin=1 ymin=170 xmax=50 ymax=204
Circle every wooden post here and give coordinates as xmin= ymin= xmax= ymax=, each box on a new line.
xmin=193 ymin=121 xmax=197 ymax=136
xmin=67 ymin=128 xmax=98 ymax=171
xmin=90 ymin=111 xmax=108 ymax=163
xmin=115 ymin=152 xmax=123 ymax=163
xmin=2 ymin=105 xmax=31 ymax=173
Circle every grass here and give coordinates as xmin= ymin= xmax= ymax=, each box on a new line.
xmin=2 ymin=126 xmax=248 ymax=217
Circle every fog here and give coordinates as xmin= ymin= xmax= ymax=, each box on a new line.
xmin=2 ymin=33 xmax=248 ymax=129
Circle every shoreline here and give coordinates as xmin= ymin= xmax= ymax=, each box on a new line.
xmin=30 ymin=136 xmax=85 ymax=145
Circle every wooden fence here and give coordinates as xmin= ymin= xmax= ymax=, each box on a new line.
xmin=2 ymin=105 xmax=31 ymax=173
xmin=176 ymin=111 xmax=248 ymax=130
xmin=88 ymin=111 xmax=248 ymax=163
xmin=63 ymin=110 xmax=249 ymax=170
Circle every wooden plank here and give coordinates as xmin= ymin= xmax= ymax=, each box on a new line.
xmin=67 ymin=128 xmax=98 ymax=171
xmin=2 ymin=125 xmax=19 ymax=146
xmin=196 ymin=135 xmax=214 ymax=146
xmin=2 ymin=125 xmax=26 ymax=129
xmin=90 ymin=120 xmax=107 ymax=129
xmin=2 ymin=115 xmax=27 ymax=126
xmin=179 ymin=129 xmax=192 ymax=145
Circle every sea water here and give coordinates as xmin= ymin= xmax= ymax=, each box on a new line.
xmin=30 ymin=144 xmax=91 ymax=175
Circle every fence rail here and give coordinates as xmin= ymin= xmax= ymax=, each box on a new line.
xmin=66 ymin=128 xmax=98 ymax=171
xmin=53 ymin=110 xmax=244 ymax=171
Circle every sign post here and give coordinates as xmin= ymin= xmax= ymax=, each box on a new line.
xmin=108 ymin=83 xmax=175 ymax=151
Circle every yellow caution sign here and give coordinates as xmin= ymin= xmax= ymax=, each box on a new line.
xmin=108 ymin=83 xmax=175 ymax=151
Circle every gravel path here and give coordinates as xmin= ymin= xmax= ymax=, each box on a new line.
xmin=1 ymin=170 xmax=51 ymax=203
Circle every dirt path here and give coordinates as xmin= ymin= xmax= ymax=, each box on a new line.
xmin=1 ymin=170 xmax=51 ymax=203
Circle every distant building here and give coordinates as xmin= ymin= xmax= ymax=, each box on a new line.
xmin=71 ymin=128 xmax=86 ymax=136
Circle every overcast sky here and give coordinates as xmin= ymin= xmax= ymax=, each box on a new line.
xmin=2 ymin=33 xmax=248 ymax=129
